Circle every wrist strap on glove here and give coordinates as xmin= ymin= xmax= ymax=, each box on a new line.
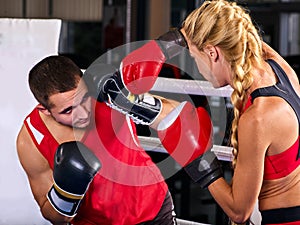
xmin=47 ymin=182 xmax=83 ymax=217
xmin=184 ymin=150 xmax=223 ymax=189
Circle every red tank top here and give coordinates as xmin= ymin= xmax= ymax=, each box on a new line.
xmin=244 ymin=97 xmax=300 ymax=180
xmin=24 ymin=101 xmax=168 ymax=225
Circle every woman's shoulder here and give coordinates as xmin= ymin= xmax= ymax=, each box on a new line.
xmin=240 ymin=96 xmax=298 ymax=148
xmin=240 ymin=96 xmax=293 ymax=134
xmin=243 ymin=96 xmax=292 ymax=119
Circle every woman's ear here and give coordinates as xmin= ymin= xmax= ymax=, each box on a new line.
xmin=36 ymin=104 xmax=51 ymax=116
xmin=204 ymin=45 xmax=219 ymax=62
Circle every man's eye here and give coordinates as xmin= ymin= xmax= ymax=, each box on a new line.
xmin=82 ymin=95 xmax=90 ymax=103
xmin=59 ymin=106 xmax=73 ymax=115
xmin=63 ymin=108 xmax=73 ymax=114
xmin=65 ymin=109 xmax=72 ymax=114
xmin=82 ymin=96 xmax=88 ymax=102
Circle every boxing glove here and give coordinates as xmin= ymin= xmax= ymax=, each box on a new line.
xmin=157 ymin=101 xmax=223 ymax=188
xmin=47 ymin=141 xmax=101 ymax=217
xmin=99 ymin=71 xmax=162 ymax=125
xmin=120 ymin=29 xmax=188 ymax=95
xmin=83 ymin=63 xmax=118 ymax=103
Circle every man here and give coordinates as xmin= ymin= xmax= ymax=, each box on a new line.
xmin=16 ymin=55 xmax=177 ymax=225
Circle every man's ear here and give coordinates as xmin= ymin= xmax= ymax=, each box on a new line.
xmin=36 ymin=104 xmax=51 ymax=116
xmin=204 ymin=45 xmax=219 ymax=62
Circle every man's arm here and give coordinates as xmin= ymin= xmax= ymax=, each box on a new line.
xmin=16 ymin=125 xmax=72 ymax=225
xmin=148 ymin=96 xmax=180 ymax=129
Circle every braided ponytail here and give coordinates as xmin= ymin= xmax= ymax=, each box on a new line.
xmin=230 ymin=6 xmax=262 ymax=169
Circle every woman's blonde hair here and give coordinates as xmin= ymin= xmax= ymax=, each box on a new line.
xmin=183 ymin=0 xmax=263 ymax=169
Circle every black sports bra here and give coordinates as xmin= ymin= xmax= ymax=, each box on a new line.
xmin=250 ymin=59 xmax=300 ymax=158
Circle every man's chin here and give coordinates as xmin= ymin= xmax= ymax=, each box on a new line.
xmin=72 ymin=120 xmax=91 ymax=129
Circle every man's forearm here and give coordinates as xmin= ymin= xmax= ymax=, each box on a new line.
xmin=41 ymin=199 xmax=73 ymax=225
xmin=149 ymin=96 xmax=180 ymax=130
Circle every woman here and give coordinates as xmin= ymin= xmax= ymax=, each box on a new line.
xmin=181 ymin=0 xmax=300 ymax=224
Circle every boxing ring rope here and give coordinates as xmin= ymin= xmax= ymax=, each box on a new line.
xmin=139 ymin=77 xmax=234 ymax=162
xmin=152 ymin=77 xmax=233 ymax=98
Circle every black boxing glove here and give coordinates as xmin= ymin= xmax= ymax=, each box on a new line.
xmin=83 ymin=63 xmax=118 ymax=103
xmin=47 ymin=141 xmax=101 ymax=217
xmin=83 ymin=63 xmax=162 ymax=125
xmin=100 ymin=71 xmax=162 ymax=125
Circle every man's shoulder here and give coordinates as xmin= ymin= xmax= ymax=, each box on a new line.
xmin=16 ymin=123 xmax=36 ymax=157
xmin=17 ymin=107 xmax=39 ymax=146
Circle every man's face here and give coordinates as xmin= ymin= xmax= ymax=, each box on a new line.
xmin=47 ymin=79 xmax=93 ymax=129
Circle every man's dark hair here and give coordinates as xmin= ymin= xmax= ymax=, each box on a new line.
xmin=29 ymin=55 xmax=83 ymax=109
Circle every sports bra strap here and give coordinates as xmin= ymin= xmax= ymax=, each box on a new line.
xmin=250 ymin=59 xmax=300 ymax=159
xmin=268 ymin=59 xmax=293 ymax=87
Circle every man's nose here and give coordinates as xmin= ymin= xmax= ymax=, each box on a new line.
xmin=76 ymin=104 xmax=89 ymax=118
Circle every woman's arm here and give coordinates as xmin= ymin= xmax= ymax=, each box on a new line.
xmin=208 ymin=109 xmax=267 ymax=223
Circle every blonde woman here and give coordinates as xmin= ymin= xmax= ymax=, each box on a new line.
xmin=179 ymin=1 xmax=300 ymax=224
xmin=91 ymin=1 xmax=300 ymax=224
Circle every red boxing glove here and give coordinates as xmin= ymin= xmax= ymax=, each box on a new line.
xmin=120 ymin=29 xmax=188 ymax=95
xmin=157 ymin=101 xmax=213 ymax=167
xmin=157 ymin=101 xmax=223 ymax=188
xmin=120 ymin=40 xmax=166 ymax=95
